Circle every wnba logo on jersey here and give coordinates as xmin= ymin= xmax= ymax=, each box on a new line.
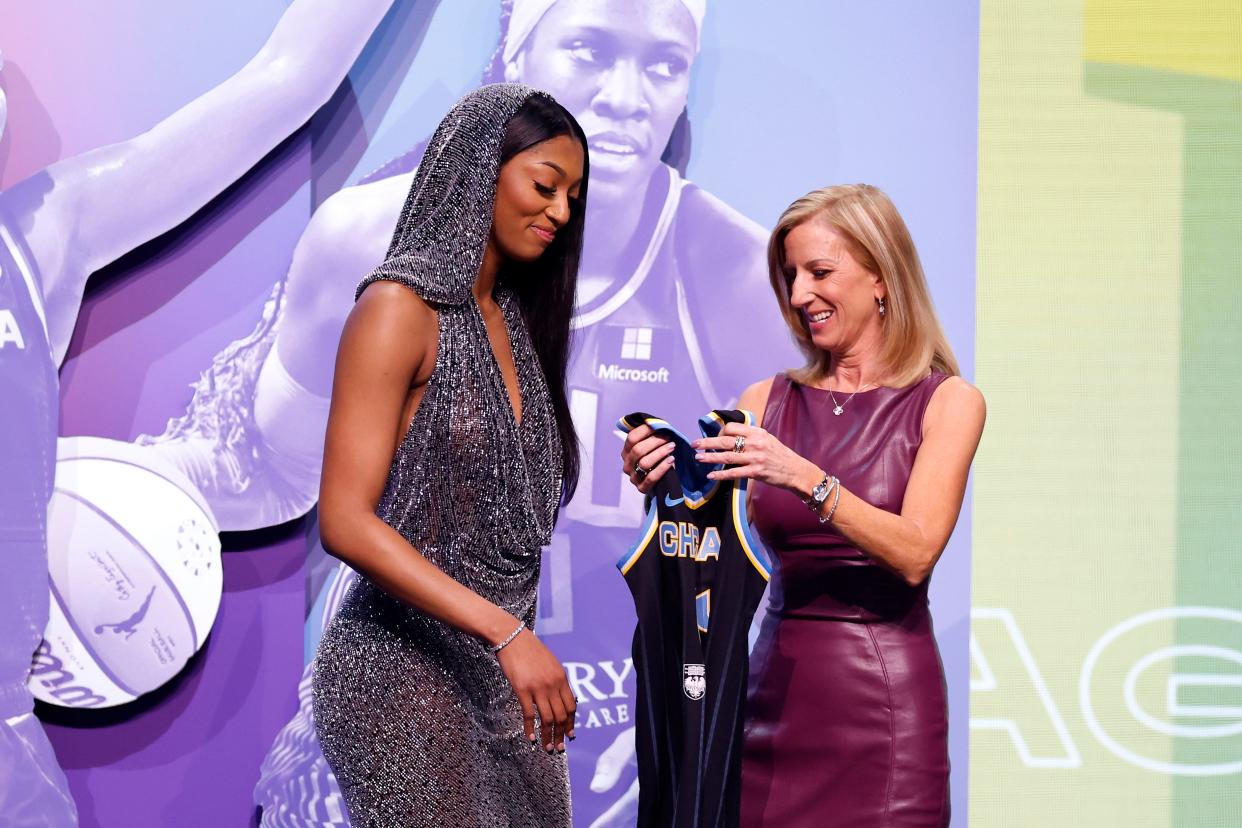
xmin=684 ymin=664 xmax=706 ymax=701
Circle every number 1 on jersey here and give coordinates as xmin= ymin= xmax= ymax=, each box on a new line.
xmin=696 ymin=589 xmax=711 ymax=634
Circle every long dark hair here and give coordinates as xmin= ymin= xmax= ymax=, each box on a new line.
xmin=498 ymin=94 xmax=588 ymax=503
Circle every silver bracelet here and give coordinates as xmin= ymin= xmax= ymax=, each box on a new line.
xmin=489 ymin=621 xmax=526 ymax=655
xmin=804 ymin=473 xmax=838 ymax=523
xmin=824 ymin=480 xmax=843 ymax=523
xmin=803 ymin=473 xmax=836 ymax=511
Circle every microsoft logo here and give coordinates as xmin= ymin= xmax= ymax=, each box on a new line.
xmin=621 ymin=327 xmax=652 ymax=361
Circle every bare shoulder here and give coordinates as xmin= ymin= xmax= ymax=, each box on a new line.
xmin=738 ymin=376 xmax=777 ymax=425
xmin=924 ymin=376 xmax=986 ymax=438
xmin=352 ymin=279 xmax=436 ymax=331
xmin=341 ymin=280 xmax=438 ymax=379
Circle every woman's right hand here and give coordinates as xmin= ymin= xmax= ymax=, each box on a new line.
xmin=496 ymin=627 xmax=577 ymax=753
xmin=620 ymin=424 xmax=675 ymax=494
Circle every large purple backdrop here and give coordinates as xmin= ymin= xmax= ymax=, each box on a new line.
xmin=1 ymin=1 xmax=978 ymax=825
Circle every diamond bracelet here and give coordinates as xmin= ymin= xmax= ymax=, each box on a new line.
xmin=489 ymin=621 xmax=526 ymax=655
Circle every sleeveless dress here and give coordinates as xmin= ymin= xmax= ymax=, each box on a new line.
xmin=311 ymin=281 xmax=570 ymax=827
xmin=741 ymin=373 xmax=951 ymax=828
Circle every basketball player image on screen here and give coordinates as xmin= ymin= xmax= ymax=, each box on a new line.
xmin=0 ymin=3 xmax=396 ymax=821
xmin=133 ymin=1 xmax=794 ymax=825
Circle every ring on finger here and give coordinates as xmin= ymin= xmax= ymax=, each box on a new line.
xmin=734 ymin=435 xmax=747 ymax=454
xmin=634 ymin=463 xmax=648 ymax=481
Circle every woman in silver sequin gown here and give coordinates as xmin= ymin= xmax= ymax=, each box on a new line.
xmin=311 ymin=84 xmax=588 ymax=827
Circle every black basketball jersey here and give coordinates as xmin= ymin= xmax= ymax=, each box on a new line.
xmin=616 ymin=410 xmax=771 ymax=828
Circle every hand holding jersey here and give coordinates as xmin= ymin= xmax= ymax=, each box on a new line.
xmin=692 ymin=422 xmax=826 ymax=495
xmin=615 ymin=410 xmax=771 ymax=828
xmin=620 ymin=424 xmax=676 ymax=494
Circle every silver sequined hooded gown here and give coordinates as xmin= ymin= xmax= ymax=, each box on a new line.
xmin=311 ymin=84 xmax=571 ymax=827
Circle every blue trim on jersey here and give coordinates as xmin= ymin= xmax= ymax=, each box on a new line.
xmin=682 ymin=481 xmax=722 ymax=510
xmin=699 ymin=410 xmax=726 ymax=438
xmin=617 ymin=410 xmax=760 ymax=517
xmin=618 ymin=499 xmax=660 ymax=575
xmin=617 ymin=414 xmax=674 ymax=435
xmin=733 ymin=479 xmax=772 ymax=581
xmin=697 ymin=408 xmax=756 ymax=436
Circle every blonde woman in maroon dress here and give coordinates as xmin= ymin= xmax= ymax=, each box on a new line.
xmin=622 ymin=184 xmax=985 ymax=826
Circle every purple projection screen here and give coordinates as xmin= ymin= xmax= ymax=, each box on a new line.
xmin=1 ymin=1 xmax=977 ymax=825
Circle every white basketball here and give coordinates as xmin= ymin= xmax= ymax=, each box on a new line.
xmin=29 ymin=436 xmax=223 ymax=708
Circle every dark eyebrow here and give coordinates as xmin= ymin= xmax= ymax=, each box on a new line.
xmin=539 ymin=160 xmax=583 ymax=189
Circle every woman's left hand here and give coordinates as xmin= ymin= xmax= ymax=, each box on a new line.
xmin=692 ymin=423 xmax=819 ymax=495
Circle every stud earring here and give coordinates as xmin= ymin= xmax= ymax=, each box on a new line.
xmin=877 ymin=297 xmax=886 ymax=317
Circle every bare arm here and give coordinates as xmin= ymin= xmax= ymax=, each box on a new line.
xmin=320 ymin=282 xmax=576 ymax=751
xmin=9 ymin=0 xmax=403 ymax=362
xmin=706 ymin=376 xmax=986 ymax=587
xmin=736 ymin=377 xmax=775 ymax=420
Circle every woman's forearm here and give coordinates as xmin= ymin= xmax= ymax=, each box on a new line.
xmin=320 ymin=509 xmax=520 ymax=646
xmin=788 ymin=461 xmax=946 ymax=586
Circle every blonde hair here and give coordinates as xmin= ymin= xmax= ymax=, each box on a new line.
xmin=767 ymin=183 xmax=959 ymax=386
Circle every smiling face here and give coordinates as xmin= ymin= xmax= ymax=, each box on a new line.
xmin=511 ymin=0 xmax=696 ymax=203
xmin=490 ymin=133 xmax=586 ymax=263
xmin=782 ymin=218 xmax=887 ymax=359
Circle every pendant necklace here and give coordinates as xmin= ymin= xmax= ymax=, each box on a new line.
xmin=827 ymin=381 xmax=873 ymax=416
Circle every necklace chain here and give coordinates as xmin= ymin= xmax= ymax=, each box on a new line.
xmin=827 ymin=381 xmax=873 ymax=416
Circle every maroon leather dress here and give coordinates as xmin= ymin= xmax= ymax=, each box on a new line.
xmin=740 ymin=373 xmax=951 ymax=827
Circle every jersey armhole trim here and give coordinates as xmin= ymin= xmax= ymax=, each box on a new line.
xmin=618 ymin=500 xmax=660 ymax=575
xmin=616 ymin=414 xmax=673 ymax=434
xmin=733 ymin=481 xmax=772 ymax=581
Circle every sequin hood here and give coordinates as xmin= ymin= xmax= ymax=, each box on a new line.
xmin=357 ymin=83 xmax=554 ymax=307
xmin=352 ymin=83 xmax=564 ymax=556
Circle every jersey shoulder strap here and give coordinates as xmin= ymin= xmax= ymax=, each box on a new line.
xmin=701 ymin=408 xmax=772 ymax=581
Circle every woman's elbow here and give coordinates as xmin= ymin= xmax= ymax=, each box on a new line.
xmin=318 ymin=504 xmax=363 ymax=564
xmin=900 ymin=549 xmax=941 ymax=587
